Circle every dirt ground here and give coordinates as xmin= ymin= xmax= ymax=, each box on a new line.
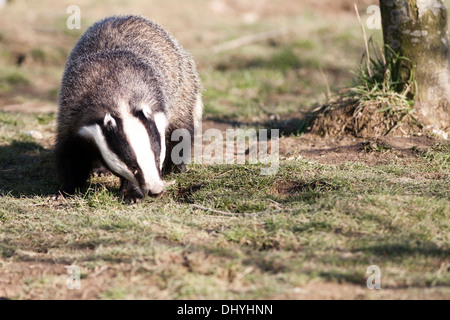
xmin=2 ymin=260 xmax=448 ymax=300
xmin=200 ymin=118 xmax=438 ymax=167
xmin=279 ymin=134 xmax=437 ymax=166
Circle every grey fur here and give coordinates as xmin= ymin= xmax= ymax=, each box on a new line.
xmin=56 ymin=15 xmax=202 ymax=201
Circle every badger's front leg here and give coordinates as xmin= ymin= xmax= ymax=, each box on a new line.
xmin=162 ymin=139 xmax=188 ymax=175
xmin=162 ymin=158 xmax=187 ymax=175
xmin=53 ymin=137 xmax=96 ymax=199
xmin=120 ymin=178 xmax=145 ymax=203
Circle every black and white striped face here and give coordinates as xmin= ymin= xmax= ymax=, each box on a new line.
xmin=78 ymin=104 xmax=168 ymax=196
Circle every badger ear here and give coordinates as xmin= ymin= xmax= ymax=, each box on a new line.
xmin=103 ymin=113 xmax=117 ymax=128
xmin=141 ymin=105 xmax=152 ymax=119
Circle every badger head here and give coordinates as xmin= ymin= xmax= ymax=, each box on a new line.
xmin=78 ymin=103 xmax=169 ymax=199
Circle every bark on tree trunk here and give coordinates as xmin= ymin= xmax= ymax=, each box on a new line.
xmin=379 ymin=0 xmax=450 ymax=134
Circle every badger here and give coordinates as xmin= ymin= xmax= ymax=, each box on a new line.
xmin=55 ymin=15 xmax=202 ymax=202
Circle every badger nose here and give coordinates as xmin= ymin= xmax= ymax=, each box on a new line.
xmin=148 ymin=188 xmax=164 ymax=197
xmin=144 ymin=180 xmax=174 ymax=197
xmin=146 ymin=183 xmax=165 ymax=197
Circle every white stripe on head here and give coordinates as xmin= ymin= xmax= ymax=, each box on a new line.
xmin=78 ymin=124 xmax=138 ymax=186
xmin=193 ymin=94 xmax=203 ymax=132
xmin=153 ymin=112 xmax=168 ymax=170
xmin=120 ymin=103 xmax=164 ymax=194
xmin=135 ymin=104 xmax=167 ymax=170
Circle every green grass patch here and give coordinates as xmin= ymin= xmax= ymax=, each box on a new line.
xmin=0 ymin=68 xmax=30 ymax=93
xmin=1 ymin=122 xmax=448 ymax=298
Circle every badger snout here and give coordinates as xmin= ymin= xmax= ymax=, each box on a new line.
xmin=143 ymin=179 xmax=176 ymax=197
xmin=143 ymin=182 xmax=165 ymax=197
xmin=141 ymin=179 xmax=173 ymax=196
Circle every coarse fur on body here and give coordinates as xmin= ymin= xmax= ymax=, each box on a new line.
xmin=56 ymin=15 xmax=203 ymax=202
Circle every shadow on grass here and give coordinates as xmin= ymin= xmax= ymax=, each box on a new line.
xmin=356 ymin=242 xmax=450 ymax=258
xmin=316 ymin=270 xmax=365 ymax=285
xmin=205 ymin=111 xmax=315 ymax=137
xmin=0 ymin=140 xmax=58 ymax=197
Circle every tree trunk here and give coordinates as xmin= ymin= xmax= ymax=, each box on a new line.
xmin=380 ymin=0 xmax=450 ymax=135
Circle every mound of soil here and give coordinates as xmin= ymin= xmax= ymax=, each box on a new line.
xmin=309 ymin=97 xmax=424 ymax=138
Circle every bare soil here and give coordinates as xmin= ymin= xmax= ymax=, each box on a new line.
xmin=279 ymin=134 xmax=436 ymax=166
xmin=201 ymin=119 xmax=437 ymax=167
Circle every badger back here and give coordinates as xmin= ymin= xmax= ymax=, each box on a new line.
xmin=64 ymin=15 xmax=201 ymax=129
xmin=58 ymin=49 xmax=165 ymax=139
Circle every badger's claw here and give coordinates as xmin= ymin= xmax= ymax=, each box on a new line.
xmin=48 ymin=191 xmax=65 ymax=201
xmin=120 ymin=178 xmax=145 ymax=204
xmin=92 ymin=166 xmax=111 ymax=177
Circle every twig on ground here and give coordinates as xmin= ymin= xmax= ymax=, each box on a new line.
xmin=319 ymin=66 xmax=332 ymax=101
xmin=191 ymin=204 xmax=292 ymax=217
xmin=212 ymin=28 xmax=289 ymax=54
xmin=258 ymin=103 xmax=281 ymax=121
xmin=354 ymin=3 xmax=372 ymax=78
xmin=267 ymin=199 xmax=283 ymax=210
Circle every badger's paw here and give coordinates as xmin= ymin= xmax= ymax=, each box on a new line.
xmin=48 ymin=191 xmax=66 ymax=202
xmin=120 ymin=179 xmax=145 ymax=204
xmin=92 ymin=166 xmax=111 ymax=177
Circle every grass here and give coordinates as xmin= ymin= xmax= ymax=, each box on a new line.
xmin=349 ymin=41 xmax=419 ymax=131
xmin=202 ymin=25 xmax=367 ymax=120
xmin=0 ymin=0 xmax=450 ymax=300
xmin=0 ymin=111 xmax=449 ymax=299
xmin=0 ymin=68 xmax=30 ymax=93
xmin=311 ymin=37 xmax=425 ymax=137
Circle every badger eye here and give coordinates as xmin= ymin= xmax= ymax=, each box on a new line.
xmin=103 ymin=113 xmax=117 ymax=128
